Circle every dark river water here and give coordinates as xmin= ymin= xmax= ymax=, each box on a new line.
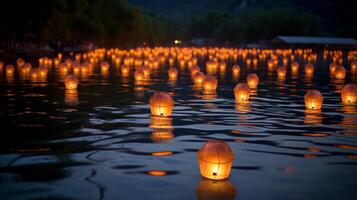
xmin=0 ymin=48 xmax=357 ymax=200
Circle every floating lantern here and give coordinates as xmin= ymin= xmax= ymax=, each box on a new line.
xmin=277 ymin=66 xmax=287 ymax=79
xmin=196 ymin=179 xmax=237 ymax=200
xmin=30 ymin=69 xmax=40 ymax=79
xmin=141 ymin=66 xmax=151 ymax=78
xmin=246 ymin=73 xmax=259 ymax=89
xmin=193 ymin=72 xmax=205 ymax=84
xmin=64 ymin=75 xmax=78 ymax=90
xmin=202 ymin=76 xmax=218 ymax=92
xmin=304 ymin=63 xmax=314 ymax=76
xmin=100 ymin=61 xmax=110 ymax=72
xmin=168 ymin=67 xmax=178 ymax=79
xmin=134 ymin=69 xmax=145 ymax=81
xmin=334 ymin=66 xmax=346 ymax=79
xmin=17 ymin=58 xmax=25 ymax=67
xmin=304 ymin=90 xmax=323 ymax=110
xmin=351 ymin=61 xmax=357 ymax=72
xmin=121 ymin=65 xmax=130 ymax=76
xmin=5 ymin=65 xmax=15 ymax=75
xmin=234 ymin=83 xmax=250 ymax=103
xmin=197 ymin=141 xmax=234 ymax=180
xmin=151 ymin=130 xmax=174 ymax=143
xmin=291 ymin=62 xmax=299 ymax=73
xmin=329 ymin=63 xmax=337 ymax=73
xmin=150 ymin=91 xmax=174 ymax=117
xmin=341 ymin=84 xmax=357 ymax=105
xmin=232 ymin=65 xmax=240 ymax=74
xmin=190 ymin=66 xmax=200 ymax=77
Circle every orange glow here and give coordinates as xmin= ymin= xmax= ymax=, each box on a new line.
xmin=276 ymin=66 xmax=287 ymax=79
xmin=152 ymin=151 xmax=173 ymax=156
xmin=304 ymin=63 xmax=314 ymax=76
xmin=234 ymin=83 xmax=250 ymax=103
xmin=197 ymin=141 xmax=234 ymax=180
xmin=64 ymin=75 xmax=78 ymax=90
xmin=134 ymin=69 xmax=145 ymax=81
xmin=246 ymin=73 xmax=259 ymax=89
xmin=150 ymin=91 xmax=174 ymax=117
xmin=202 ymin=75 xmax=218 ymax=92
xmin=341 ymin=84 xmax=357 ymax=105
xmin=147 ymin=170 xmax=167 ymax=176
xmin=5 ymin=65 xmax=15 ymax=75
xmin=168 ymin=67 xmax=178 ymax=80
xmin=304 ymin=90 xmax=323 ymax=110
xmin=193 ymin=72 xmax=205 ymax=84
xmin=196 ymin=179 xmax=237 ymax=200
xmin=291 ymin=62 xmax=299 ymax=73
xmin=334 ymin=66 xmax=346 ymax=79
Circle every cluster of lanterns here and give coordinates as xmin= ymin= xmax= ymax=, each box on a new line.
xmin=1 ymin=47 xmax=357 ymax=189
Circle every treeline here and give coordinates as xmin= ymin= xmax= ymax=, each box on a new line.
xmin=0 ymin=0 xmax=179 ymax=49
xmin=0 ymin=0 xmax=355 ymax=49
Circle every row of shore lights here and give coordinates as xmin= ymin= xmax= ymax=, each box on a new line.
xmin=2 ymin=47 xmax=357 ymax=181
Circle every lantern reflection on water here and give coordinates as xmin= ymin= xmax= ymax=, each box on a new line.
xmin=202 ymin=76 xmax=218 ymax=92
xmin=304 ymin=90 xmax=323 ymax=110
xmin=196 ymin=179 xmax=237 ymax=200
xmin=246 ymin=73 xmax=259 ymax=89
xmin=65 ymin=90 xmax=79 ymax=106
xmin=64 ymin=75 xmax=78 ymax=90
xmin=197 ymin=141 xmax=234 ymax=180
xmin=234 ymin=83 xmax=250 ymax=103
xmin=341 ymin=84 xmax=357 ymax=105
xmin=150 ymin=91 xmax=174 ymax=117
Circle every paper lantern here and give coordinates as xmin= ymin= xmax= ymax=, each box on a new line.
xmin=304 ymin=90 xmax=323 ymax=110
xmin=304 ymin=63 xmax=314 ymax=75
xmin=64 ymin=75 xmax=78 ymax=90
xmin=351 ymin=61 xmax=357 ymax=72
xmin=150 ymin=91 xmax=174 ymax=117
xmin=197 ymin=141 xmax=234 ymax=180
xmin=246 ymin=73 xmax=259 ymax=89
xmin=202 ymin=76 xmax=218 ymax=91
xmin=193 ymin=72 xmax=205 ymax=84
xmin=39 ymin=66 xmax=48 ymax=77
xmin=277 ymin=66 xmax=287 ymax=79
xmin=232 ymin=65 xmax=240 ymax=75
xmin=17 ymin=58 xmax=25 ymax=67
xmin=334 ymin=66 xmax=346 ymax=79
xmin=190 ymin=66 xmax=200 ymax=77
xmin=168 ymin=67 xmax=178 ymax=79
xmin=291 ymin=62 xmax=299 ymax=73
xmin=329 ymin=63 xmax=337 ymax=73
xmin=134 ymin=69 xmax=145 ymax=81
xmin=234 ymin=83 xmax=250 ymax=103
xmin=141 ymin=66 xmax=151 ymax=78
xmin=121 ymin=65 xmax=130 ymax=76
xmin=341 ymin=84 xmax=357 ymax=105
xmin=30 ymin=69 xmax=40 ymax=79
xmin=100 ymin=61 xmax=110 ymax=72
xmin=196 ymin=179 xmax=237 ymax=200
xmin=5 ymin=65 xmax=15 ymax=75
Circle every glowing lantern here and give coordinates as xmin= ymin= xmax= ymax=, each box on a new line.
xmin=39 ymin=66 xmax=48 ymax=77
xmin=304 ymin=63 xmax=314 ymax=76
xmin=30 ymin=69 xmax=40 ymax=79
xmin=351 ymin=61 xmax=357 ymax=72
xmin=0 ymin=61 xmax=3 ymax=72
xmin=134 ymin=69 xmax=145 ymax=81
xmin=190 ymin=66 xmax=200 ymax=77
xmin=277 ymin=66 xmax=287 ymax=79
xmin=334 ymin=66 xmax=346 ymax=79
xmin=291 ymin=62 xmax=299 ymax=73
xmin=5 ymin=65 xmax=15 ymax=75
xmin=121 ymin=65 xmax=130 ymax=76
xmin=17 ymin=58 xmax=25 ymax=67
xmin=304 ymin=90 xmax=323 ymax=110
xmin=234 ymin=83 xmax=250 ymax=103
xmin=197 ymin=141 xmax=234 ymax=180
xmin=196 ymin=179 xmax=237 ymax=200
xmin=150 ymin=91 xmax=174 ymax=117
xmin=232 ymin=65 xmax=240 ymax=74
xmin=246 ymin=73 xmax=259 ymax=89
xmin=341 ymin=84 xmax=357 ymax=105
xmin=168 ymin=67 xmax=178 ymax=79
xmin=100 ymin=61 xmax=110 ymax=72
xmin=64 ymin=75 xmax=78 ymax=90
xmin=329 ymin=63 xmax=337 ymax=73
xmin=202 ymin=76 xmax=218 ymax=92
xmin=141 ymin=66 xmax=151 ymax=78
xmin=193 ymin=72 xmax=205 ymax=84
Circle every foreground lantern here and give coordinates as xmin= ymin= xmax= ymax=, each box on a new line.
xmin=304 ymin=90 xmax=323 ymax=110
xmin=246 ymin=73 xmax=259 ymax=89
xmin=334 ymin=66 xmax=346 ymax=79
xmin=202 ymin=76 xmax=218 ymax=92
xmin=64 ymin=75 xmax=78 ymax=90
xmin=197 ymin=141 xmax=234 ymax=180
xmin=196 ymin=179 xmax=237 ymax=200
xmin=341 ymin=84 xmax=357 ymax=105
xmin=234 ymin=83 xmax=250 ymax=103
xmin=150 ymin=91 xmax=174 ymax=117
xmin=168 ymin=67 xmax=178 ymax=79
